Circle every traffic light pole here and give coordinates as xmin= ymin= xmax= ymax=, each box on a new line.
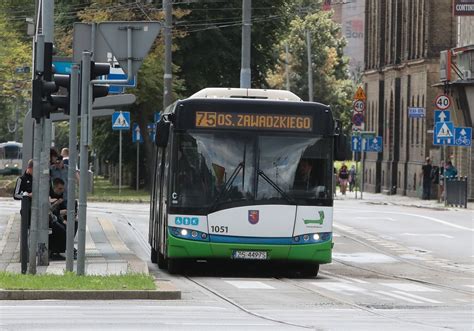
xmin=77 ymin=52 xmax=91 ymax=275
xmin=66 ymin=64 xmax=79 ymax=271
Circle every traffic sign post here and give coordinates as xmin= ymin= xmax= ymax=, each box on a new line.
xmin=132 ymin=123 xmax=143 ymax=191
xmin=353 ymin=100 xmax=366 ymax=113
xmin=454 ymin=127 xmax=472 ymax=147
xmin=351 ymin=135 xmax=361 ymax=152
xmin=365 ymin=136 xmax=383 ymax=152
xmin=435 ymin=94 xmax=451 ymax=110
xmin=111 ymin=111 xmax=130 ymax=196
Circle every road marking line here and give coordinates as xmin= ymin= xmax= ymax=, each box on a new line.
xmin=338 ymin=209 xmax=473 ymax=232
xmin=333 ymin=252 xmax=397 ymax=264
xmin=354 ymin=217 xmax=396 ymax=221
xmin=402 ymin=233 xmax=454 ymax=239
xmin=380 ymin=283 xmax=440 ymax=292
xmin=376 ymin=290 xmax=422 ymax=304
xmin=311 ymin=282 xmax=366 ymax=294
xmin=392 ymin=290 xmax=441 ymax=304
xmin=225 ymin=280 xmax=274 ymax=289
xmin=320 ymin=271 xmax=368 ymax=284
xmin=0 ymin=214 xmax=15 ymax=256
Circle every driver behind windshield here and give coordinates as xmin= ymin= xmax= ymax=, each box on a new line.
xmin=293 ymin=159 xmax=317 ymax=191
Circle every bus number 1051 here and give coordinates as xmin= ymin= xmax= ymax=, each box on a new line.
xmin=210 ymin=226 xmax=228 ymax=233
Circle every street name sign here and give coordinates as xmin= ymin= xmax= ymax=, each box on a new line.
xmin=434 ymin=110 xmax=451 ymax=123
xmin=408 ymin=107 xmax=425 ymax=118
xmin=433 ymin=121 xmax=455 ymax=145
xmin=112 ymin=111 xmax=130 ymax=130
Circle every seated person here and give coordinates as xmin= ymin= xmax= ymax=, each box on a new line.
xmin=49 ymin=178 xmax=77 ymax=260
xmin=293 ymin=159 xmax=316 ymax=191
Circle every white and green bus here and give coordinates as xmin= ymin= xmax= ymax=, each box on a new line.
xmin=149 ymin=88 xmax=346 ymax=276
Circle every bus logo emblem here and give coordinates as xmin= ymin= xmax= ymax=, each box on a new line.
xmin=303 ymin=211 xmax=325 ymax=225
xmin=248 ymin=210 xmax=259 ymax=224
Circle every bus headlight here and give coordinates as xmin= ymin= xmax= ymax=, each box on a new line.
xmin=312 ymin=233 xmax=320 ymax=241
xmin=5 ymin=164 xmax=9 ymax=168
xmin=292 ymin=232 xmax=331 ymax=245
xmin=180 ymin=229 xmax=188 ymax=236
xmin=169 ymin=227 xmax=209 ymax=242
xmin=13 ymin=163 xmax=18 ymax=168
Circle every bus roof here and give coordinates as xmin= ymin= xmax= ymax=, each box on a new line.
xmin=0 ymin=141 xmax=22 ymax=148
xmin=189 ymin=88 xmax=303 ymax=101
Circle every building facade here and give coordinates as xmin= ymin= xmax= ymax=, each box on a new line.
xmin=361 ymin=0 xmax=464 ymax=197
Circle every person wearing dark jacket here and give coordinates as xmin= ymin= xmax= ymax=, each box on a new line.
xmin=13 ymin=159 xmax=33 ymax=200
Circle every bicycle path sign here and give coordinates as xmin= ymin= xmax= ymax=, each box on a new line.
xmin=454 ymin=127 xmax=472 ymax=147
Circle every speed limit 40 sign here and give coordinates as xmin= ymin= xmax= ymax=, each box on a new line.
xmin=435 ymin=94 xmax=451 ymax=110
xmin=353 ymin=99 xmax=366 ymax=113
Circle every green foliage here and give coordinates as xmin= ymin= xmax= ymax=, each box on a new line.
xmin=0 ymin=11 xmax=32 ymax=143
xmin=0 ymin=271 xmax=156 ymax=290
xmin=267 ymin=8 xmax=355 ymax=131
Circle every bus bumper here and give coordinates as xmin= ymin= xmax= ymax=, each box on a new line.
xmin=167 ymin=235 xmax=332 ymax=264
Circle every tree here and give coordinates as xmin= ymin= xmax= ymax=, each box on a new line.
xmin=267 ymin=9 xmax=354 ymax=131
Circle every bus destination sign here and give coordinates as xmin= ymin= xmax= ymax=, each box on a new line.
xmin=195 ymin=111 xmax=313 ymax=132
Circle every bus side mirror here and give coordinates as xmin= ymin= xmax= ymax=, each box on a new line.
xmin=334 ymin=133 xmax=349 ymax=161
xmin=155 ymin=120 xmax=170 ymax=147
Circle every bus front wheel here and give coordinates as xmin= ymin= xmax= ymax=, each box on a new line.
xmin=301 ymin=263 xmax=319 ymax=277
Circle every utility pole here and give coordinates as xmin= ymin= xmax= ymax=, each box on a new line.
xmin=306 ymin=30 xmax=313 ymax=102
xmin=163 ymin=0 xmax=173 ymax=108
xmin=240 ymin=0 xmax=251 ymax=88
xmin=285 ymin=42 xmax=290 ymax=91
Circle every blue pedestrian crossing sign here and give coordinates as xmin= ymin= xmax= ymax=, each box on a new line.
xmin=132 ymin=123 xmax=143 ymax=143
xmin=454 ymin=127 xmax=472 ymax=147
xmin=433 ymin=121 xmax=454 ymax=145
xmin=365 ymin=136 xmax=383 ymax=152
xmin=112 ymin=111 xmax=130 ymax=130
xmin=351 ymin=135 xmax=361 ymax=152
xmin=434 ymin=110 xmax=451 ymax=123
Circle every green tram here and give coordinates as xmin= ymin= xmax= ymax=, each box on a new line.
xmin=149 ymin=88 xmax=346 ymax=276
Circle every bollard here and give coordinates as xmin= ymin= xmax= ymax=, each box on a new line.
xmin=20 ymin=195 xmax=31 ymax=274
xmin=446 ymin=176 xmax=468 ymax=208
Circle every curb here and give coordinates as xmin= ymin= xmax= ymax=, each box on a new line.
xmin=0 ymin=281 xmax=181 ymax=300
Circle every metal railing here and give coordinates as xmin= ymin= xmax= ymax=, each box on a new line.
xmin=445 ymin=176 xmax=468 ymax=208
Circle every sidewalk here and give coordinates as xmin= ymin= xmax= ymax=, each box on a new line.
xmin=334 ymin=189 xmax=473 ymax=210
xmin=0 ymin=213 xmax=148 ymax=275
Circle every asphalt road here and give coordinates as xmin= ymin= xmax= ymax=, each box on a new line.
xmin=1 ymin=198 xmax=473 ymax=330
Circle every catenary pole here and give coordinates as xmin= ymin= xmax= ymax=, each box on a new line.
xmin=37 ymin=0 xmax=54 ymax=266
xmin=163 ymin=0 xmax=173 ymax=108
xmin=240 ymin=0 xmax=251 ymax=88
xmin=77 ymin=51 xmax=91 ymax=275
xmin=119 ymin=129 xmax=122 ymax=194
xmin=306 ymin=30 xmax=313 ymax=102
xmin=285 ymin=42 xmax=290 ymax=91
xmin=136 ymin=141 xmax=139 ymax=191
xmin=65 ymin=64 xmax=79 ymax=271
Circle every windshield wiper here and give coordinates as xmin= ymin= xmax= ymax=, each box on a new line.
xmin=257 ymin=169 xmax=296 ymax=204
xmin=208 ymin=162 xmax=244 ymax=213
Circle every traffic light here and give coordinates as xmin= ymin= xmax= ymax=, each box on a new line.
xmin=51 ymin=73 xmax=71 ymax=114
xmin=31 ymin=77 xmax=56 ymax=120
xmin=91 ymin=61 xmax=110 ymax=100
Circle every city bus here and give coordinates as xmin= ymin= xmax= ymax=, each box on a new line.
xmin=149 ymin=88 xmax=346 ymax=276
xmin=0 ymin=141 xmax=22 ymax=176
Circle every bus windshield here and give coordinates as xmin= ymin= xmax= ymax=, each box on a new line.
xmin=171 ymin=131 xmax=333 ymax=211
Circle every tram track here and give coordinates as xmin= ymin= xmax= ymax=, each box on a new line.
xmin=332 ymin=229 xmax=473 ymax=296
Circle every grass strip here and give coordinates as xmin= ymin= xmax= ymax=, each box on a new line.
xmin=89 ymin=177 xmax=150 ymax=203
xmin=0 ymin=272 xmax=156 ymax=291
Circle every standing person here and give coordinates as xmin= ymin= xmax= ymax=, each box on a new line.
xmin=349 ymin=165 xmax=356 ymax=192
xmin=444 ymin=160 xmax=458 ymax=178
xmin=13 ymin=159 xmax=33 ymax=200
xmin=60 ymin=148 xmax=69 ymax=166
xmin=421 ymin=157 xmax=433 ymax=200
xmin=338 ymin=163 xmax=349 ymax=195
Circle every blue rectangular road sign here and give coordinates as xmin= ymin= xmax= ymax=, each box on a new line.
xmin=154 ymin=112 xmax=161 ymax=124
xmin=147 ymin=123 xmax=156 ymax=141
xmin=365 ymin=136 xmax=383 ymax=152
xmin=433 ymin=121 xmax=455 ymax=145
xmin=454 ymin=127 xmax=472 ymax=147
xmin=408 ymin=107 xmax=425 ymax=118
xmin=132 ymin=123 xmax=143 ymax=143
xmin=351 ymin=136 xmax=361 ymax=152
xmin=112 ymin=111 xmax=130 ymax=130
xmin=434 ymin=110 xmax=451 ymax=123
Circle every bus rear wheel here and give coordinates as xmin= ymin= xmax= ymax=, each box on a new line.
xmin=151 ymin=247 xmax=158 ymax=263
xmin=167 ymin=258 xmax=182 ymax=274
xmin=300 ymin=263 xmax=319 ymax=278
xmin=157 ymin=251 xmax=168 ymax=270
